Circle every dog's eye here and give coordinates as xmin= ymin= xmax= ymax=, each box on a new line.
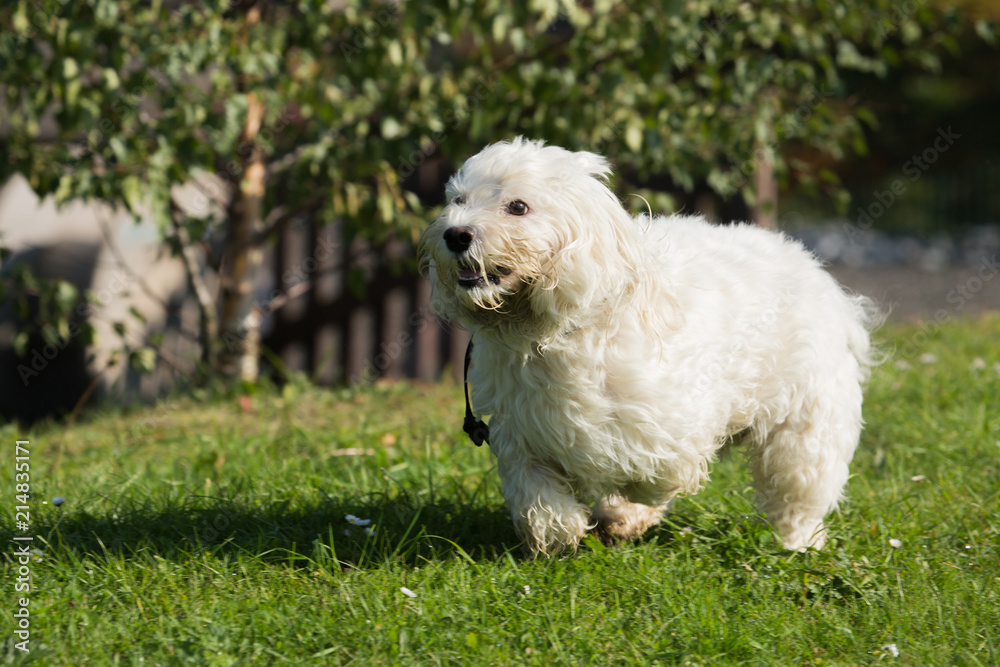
xmin=507 ymin=200 xmax=529 ymax=216
xmin=452 ymin=195 xmax=466 ymax=206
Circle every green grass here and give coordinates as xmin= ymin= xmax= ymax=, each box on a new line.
xmin=2 ymin=315 xmax=999 ymax=666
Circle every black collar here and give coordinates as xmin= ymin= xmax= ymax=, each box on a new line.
xmin=463 ymin=337 xmax=490 ymax=447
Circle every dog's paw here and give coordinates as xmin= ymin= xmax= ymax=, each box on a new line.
xmin=589 ymin=522 xmax=633 ymax=548
xmin=512 ymin=510 xmax=590 ymax=557
xmin=590 ymin=497 xmax=668 ymax=545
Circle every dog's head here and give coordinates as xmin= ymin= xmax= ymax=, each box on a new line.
xmin=419 ymin=138 xmax=641 ymax=339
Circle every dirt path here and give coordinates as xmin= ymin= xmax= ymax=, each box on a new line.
xmin=828 ymin=264 xmax=1000 ymax=322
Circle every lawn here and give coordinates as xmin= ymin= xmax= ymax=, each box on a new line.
xmin=2 ymin=315 xmax=999 ymax=666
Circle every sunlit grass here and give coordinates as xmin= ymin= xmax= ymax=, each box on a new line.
xmin=1 ymin=315 xmax=998 ymax=665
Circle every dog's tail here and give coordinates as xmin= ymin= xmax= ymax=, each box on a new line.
xmin=844 ymin=293 xmax=887 ymax=382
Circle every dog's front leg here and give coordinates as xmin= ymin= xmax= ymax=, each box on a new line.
xmin=495 ymin=442 xmax=592 ymax=556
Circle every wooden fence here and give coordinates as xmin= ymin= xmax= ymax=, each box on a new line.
xmin=261 ymin=163 xmax=1000 ymax=387
xmin=262 ymin=217 xmax=469 ymax=385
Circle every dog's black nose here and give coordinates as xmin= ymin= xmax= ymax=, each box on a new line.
xmin=443 ymin=226 xmax=475 ymax=254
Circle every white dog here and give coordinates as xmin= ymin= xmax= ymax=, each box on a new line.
xmin=419 ymin=138 xmax=880 ymax=555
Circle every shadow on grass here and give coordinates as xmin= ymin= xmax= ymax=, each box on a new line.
xmin=7 ymin=494 xmax=523 ymax=569
xmin=4 ymin=497 xmax=878 ymax=606
xmin=7 ymin=495 xmax=794 ymax=571
xmin=8 ymin=482 xmax=874 ymax=605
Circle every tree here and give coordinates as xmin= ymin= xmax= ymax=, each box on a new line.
xmin=1 ymin=0 xmax=985 ymax=383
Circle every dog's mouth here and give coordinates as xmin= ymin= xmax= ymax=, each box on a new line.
xmin=457 ymin=264 xmax=512 ymax=289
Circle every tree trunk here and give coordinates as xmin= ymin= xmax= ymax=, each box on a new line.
xmin=753 ymin=145 xmax=778 ymax=231
xmin=217 ymin=93 xmax=266 ymax=381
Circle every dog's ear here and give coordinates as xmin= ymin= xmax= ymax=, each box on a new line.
xmin=573 ymin=150 xmax=613 ymax=183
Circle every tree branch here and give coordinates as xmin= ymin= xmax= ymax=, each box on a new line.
xmin=265 ymin=129 xmax=337 ymax=180
xmin=170 ymin=199 xmax=218 ymax=367
xmin=252 ymin=193 xmax=326 ymax=246
xmin=95 ymin=212 xmax=172 ymax=312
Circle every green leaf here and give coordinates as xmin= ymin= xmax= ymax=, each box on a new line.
xmin=975 ymin=19 xmax=997 ymax=47
xmin=55 ymin=280 xmax=78 ymax=312
xmin=109 ymin=136 xmax=127 ymax=162
xmin=624 ymin=121 xmax=643 ymax=152
xmin=62 ymin=57 xmax=79 ymax=80
xmin=41 ymin=323 xmax=60 ymax=346
xmin=582 ymin=534 xmax=606 ymax=552
xmin=381 ymin=117 xmax=403 ymax=140
xmin=818 ymin=168 xmax=840 ymax=185
xmin=13 ymin=332 xmax=29 ymax=357
xmin=103 ymin=68 xmax=121 ymax=91
xmin=387 ymin=40 xmax=403 ymax=66
xmin=281 ymin=382 xmax=300 ymax=403
xmin=130 ymin=347 xmax=157 ymax=373
xmin=122 ymin=175 xmax=143 ymax=211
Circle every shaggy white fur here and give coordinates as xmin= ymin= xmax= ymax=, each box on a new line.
xmin=419 ymin=138 xmax=880 ymax=555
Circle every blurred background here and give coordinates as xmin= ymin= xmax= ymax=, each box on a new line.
xmin=1 ymin=0 xmax=997 ymax=423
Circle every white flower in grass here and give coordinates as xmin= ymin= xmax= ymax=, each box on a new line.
xmin=522 ymin=585 xmax=531 ymax=595
xmin=364 ymin=526 xmax=375 ymax=537
xmin=882 ymin=643 xmax=899 ymax=658
xmin=970 ymin=357 xmax=986 ymax=370
xmin=400 ymin=587 xmax=417 ymax=598
xmin=345 ymin=514 xmax=371 ymax=526
xmin=889 ymin=539 xmax=902 ymax=548
xmin=30 ymin=548 xmax=44 ymax=562
xmin=894 ymin=360 xmax=912 ymax=371
xmin=910 ymin=475 xmax=925 ymax=482
xmin=919 ymin=353 xmax=937 ymax=364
